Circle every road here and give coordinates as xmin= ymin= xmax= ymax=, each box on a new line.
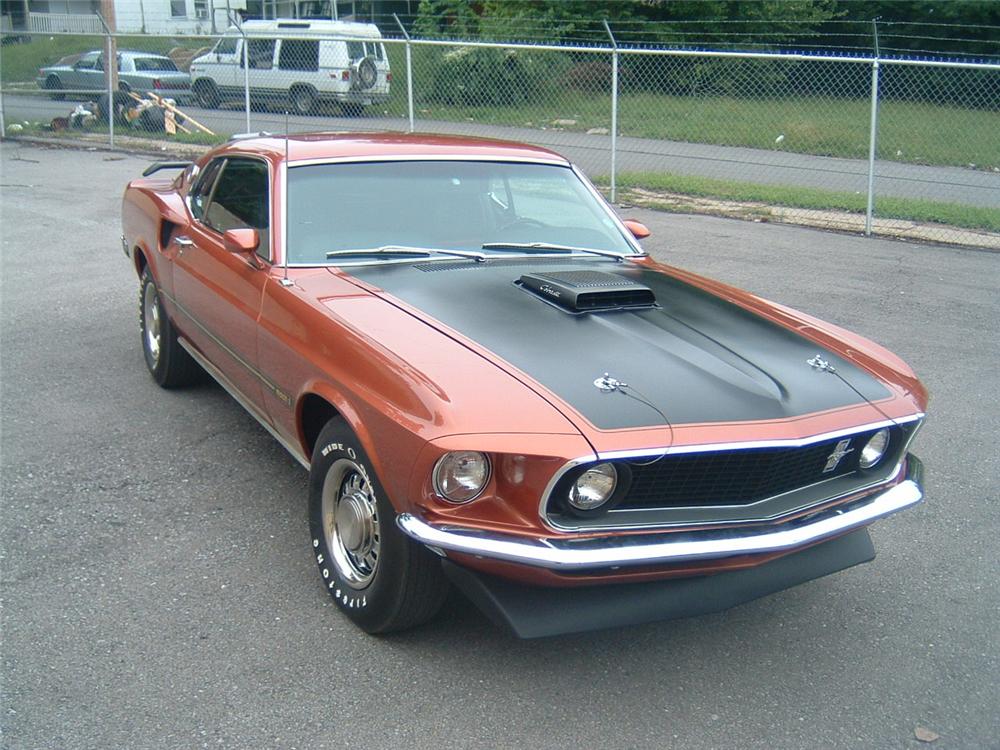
xmin=1 ymin=140 xmax=998 ymax=749
xmin=3 ymin=91 xmax=999 ymax=209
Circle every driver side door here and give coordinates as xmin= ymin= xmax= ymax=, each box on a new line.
xmin=170 ymin=156 xmax=273 ymax=412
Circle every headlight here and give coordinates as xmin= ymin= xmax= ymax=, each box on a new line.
xmin=568 ymin=463 xmax=618 ymax=511
xmin=433 ymin=451 xmax=490 ymax=503
xmin=859 ymin=428 xmax=890 ymax=469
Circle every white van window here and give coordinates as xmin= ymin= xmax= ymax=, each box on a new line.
xmin=214 ymin=35 xmax=238 ymax=55
xmin=346 ymin=41 xmax=364 ymax=60
xmin=278 ymin=39 xmax=319 ymax=72
xmin=371 ymin=43 xmax=384 ymax=61
xmin=245 ymin=39 xmax=276 ymax=69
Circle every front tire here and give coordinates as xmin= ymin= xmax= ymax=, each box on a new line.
xmin=193 ymin=79 xmax=221 ymax=109
xmin=140 ymin=268 xmax=202 ymax=388
xmin=308 ymin=419 xmax=449 ymax=633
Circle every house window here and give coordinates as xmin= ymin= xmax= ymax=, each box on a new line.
xmin=194 ymin=0 xmax=208 ymax=19
xmin=170 ymin=0 xmax=187 ymax=18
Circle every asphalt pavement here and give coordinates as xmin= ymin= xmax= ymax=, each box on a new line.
xmin=3 ymin=92 xmax=998 ymax=208
xmin=1 ymin=140 xmax=998 ymax=749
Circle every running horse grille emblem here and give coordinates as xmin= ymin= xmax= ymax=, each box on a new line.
xmin=823 ymin=439 xmax=855 ymax=473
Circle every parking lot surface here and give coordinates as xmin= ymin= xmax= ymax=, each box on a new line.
xmin=1 ymin=140 xmax=998 ymax=749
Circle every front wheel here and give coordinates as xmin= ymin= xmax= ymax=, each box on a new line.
xmin=308 ymin=419 xmax=449 ymax=633
xmin=193 ymin=79 xmax=220 ymax=108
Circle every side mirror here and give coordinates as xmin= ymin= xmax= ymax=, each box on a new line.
xmin=223 ymin=227 xmax=259 ymax=255
xmin=622 ymin=219 xmax=651 ymax=240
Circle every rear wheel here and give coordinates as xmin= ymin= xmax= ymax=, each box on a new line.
xmin=289 ymin=85 xmax=317 ymax=115
xmin=98 ymin=91 xmax=131 ymax=125
xmin=140 ymin=267 xmax=202 ymax=388
xmin=308 ymin=419 xmax=449 ymax=633
xmin=45 ymin=75 xmax=65 ymax=100
xmin=193 ymin=79 xmax=220 ymax=108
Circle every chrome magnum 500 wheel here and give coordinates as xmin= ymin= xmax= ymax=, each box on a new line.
xmin=308 ymin=419 xmax=449 ymax=633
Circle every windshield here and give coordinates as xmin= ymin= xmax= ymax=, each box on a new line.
xmin=286 ymin=161 xmax=637 ymax=264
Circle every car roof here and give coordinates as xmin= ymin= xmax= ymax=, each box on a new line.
xmin=77 ymin=49 xmax=171 ymax=58
xmin=224 ymin=132 xmax=572 ymax=165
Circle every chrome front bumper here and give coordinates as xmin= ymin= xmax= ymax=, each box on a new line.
xmin=397 ymin=458 xmax=924 ymax=572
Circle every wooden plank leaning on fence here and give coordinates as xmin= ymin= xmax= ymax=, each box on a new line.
xmin=145 ymin=92 xmax=216 ymax=136
xmin=125 ymin=91 xmax=193 ymax=134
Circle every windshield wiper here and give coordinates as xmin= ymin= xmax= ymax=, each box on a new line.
xmin=481 ymin=242 xmax=641 ymax=261
xmin=326 ymin=245 xmax=487 ymax=261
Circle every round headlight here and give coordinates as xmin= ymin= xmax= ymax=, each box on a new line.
xmin=568 ymin=463 xmax=618 ymax=511
xmin=433 ymin=451 xmax=490 ymax=503
xmin=859 ymin=428 xmax=890 ymax=469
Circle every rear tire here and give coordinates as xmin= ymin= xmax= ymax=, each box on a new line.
xmin=140 ymin=267 xmax=202 ymax=388
xmin=45 ymin=75 xmax=65 ymax=100
xmin=98 ymin=91 xmax=131 ymax=125
xmin=308 ymin=419 xmax=449 ymax=633
xmin=290 ymin=85 xmax=317 ymax=115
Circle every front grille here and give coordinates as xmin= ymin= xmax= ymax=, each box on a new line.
xmin=620 ymin=432 xmax=877 ymax=509
xmin=545 ymin=423 xmax=918 ymax=529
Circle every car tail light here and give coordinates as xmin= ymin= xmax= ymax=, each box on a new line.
xmin=386 ymin=72 xmax=392 ymax=83
xmin=341 ymin=70 xmax=350 ymax=81
xmin=153 ymin=78 xmax=163 ymax=89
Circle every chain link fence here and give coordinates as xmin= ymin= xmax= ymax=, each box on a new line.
xmin=2 ymin=28 xmax=997 ymax=248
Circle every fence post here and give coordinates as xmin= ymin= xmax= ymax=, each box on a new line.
xmin=603 ymin=19 xmax=618 ymax=204
xmin=0 ymin=76 xmax=6 ymax=140
xmin=228 ymin=12 xmax=251 ymax=133
xmin=96 ymin=13 xmax=115 ymax=147
xmin=864 ymin=60 xmax=880 ymax=236
xmin=865 ymin=19 xmax=881 ymax=237
xmin=394 ymin=14 xmax=415 ymax=132
xmin=242 ymin=28 xmax=251 ymax=132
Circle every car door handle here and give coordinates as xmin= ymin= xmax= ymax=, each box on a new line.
xmin=174 ymin=235 xmax=195 ymax=248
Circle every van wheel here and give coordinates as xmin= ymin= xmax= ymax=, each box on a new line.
xmin=193 ymin=80 xmax=220 ymax=108
xmin=290 ymin=85 xmax=317 ymax=115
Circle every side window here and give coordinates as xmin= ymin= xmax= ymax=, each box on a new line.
xmin=214 ymin=35 xmax=238 ymax=55
xmin=189 ymin=158 xmax=224 ymax=221
xmin=346 ymin=41 xmax=364 ymax=60
xmin=203 ymin=158 xmax=271 ymax=259
xmin=278 ymin=39 xmax=319 ymax=71
xmin=75 ymin=52 xmax=99 ymax=70
xmin=244 ymin=39 xmax=276 ymax=69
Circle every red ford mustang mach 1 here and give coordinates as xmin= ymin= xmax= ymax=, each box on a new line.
xmin=122 ymin=133 xmax=927 ymax=637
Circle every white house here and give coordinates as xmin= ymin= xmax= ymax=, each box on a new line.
xmin=7 ymin=0 xmax=391 ymax=34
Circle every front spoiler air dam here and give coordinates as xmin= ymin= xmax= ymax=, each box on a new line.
xmin=397 ymin=457 xmax=924 ymax=572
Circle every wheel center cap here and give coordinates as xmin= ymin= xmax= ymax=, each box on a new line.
xmin=336 ymin=492 xmax=373 ymax=554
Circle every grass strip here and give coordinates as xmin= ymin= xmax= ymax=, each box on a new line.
xmin=596 ymin=171 xmax=1000 ymax=233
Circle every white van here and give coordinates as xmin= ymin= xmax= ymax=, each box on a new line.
xmin=189 ymin=19 xmax=390 ymax=115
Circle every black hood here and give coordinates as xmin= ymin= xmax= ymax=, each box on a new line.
xmin=345 ymin=258 xmax=890 ymax=431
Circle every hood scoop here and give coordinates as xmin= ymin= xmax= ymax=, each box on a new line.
xmin=517 ymin=270 xmax=657 ymax=314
